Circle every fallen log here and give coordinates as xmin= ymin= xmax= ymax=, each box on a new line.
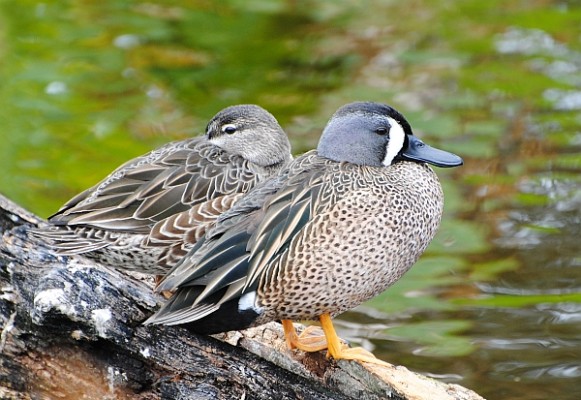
xmin=0 ymin=193 xmax=485 ymax=400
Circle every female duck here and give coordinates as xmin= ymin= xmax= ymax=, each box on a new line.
xmin=34 ymin=105 xmax=292 ymax=274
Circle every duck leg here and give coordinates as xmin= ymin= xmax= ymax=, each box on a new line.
xmin=282 ymin=320 xmax=329 ymax=351
xmin=319 ymin=313 xmax=391 ymax=367
xmin=281 ymin=320 xmax=330 ymax=352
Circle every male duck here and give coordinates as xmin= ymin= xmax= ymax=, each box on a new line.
xmin=147 ymin=101 xmax=463 ymax=365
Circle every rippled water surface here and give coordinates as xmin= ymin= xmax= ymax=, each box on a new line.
xmin=1 ymin=1 xmax=580 ymax=399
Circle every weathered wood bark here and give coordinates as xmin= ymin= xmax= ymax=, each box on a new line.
xmin=0 ymin=193 xmax=485 ymax=400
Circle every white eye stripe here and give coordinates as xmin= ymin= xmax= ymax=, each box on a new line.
xmin=382 ymin=117 xmax=406 ymax=166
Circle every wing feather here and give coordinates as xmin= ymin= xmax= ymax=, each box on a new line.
xmin=149 ymin=152 xmax=333 ymax=325
xmin=49 ymin=139 xmax=263 ymax=230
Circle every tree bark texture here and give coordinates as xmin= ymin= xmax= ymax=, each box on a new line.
xmin=0 ymin=193 xmax=485 ymax=400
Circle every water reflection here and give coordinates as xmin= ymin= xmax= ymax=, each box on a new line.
xmin=496 ymin=361 xmax=581 ymax=380
xmin=495 ymin=27 xmax=572 ymax=57
xmin=2 ymin=1 xmax=581 ymax=399
xmin=537 ymin=303 xmax=581 ymax=324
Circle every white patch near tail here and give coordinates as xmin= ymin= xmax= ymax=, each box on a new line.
xmin=238 ymin=291 xmax=263 ymax=313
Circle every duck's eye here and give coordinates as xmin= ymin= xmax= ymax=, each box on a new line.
xmin=375 ymin=127 xmax=389 ymax=135
xmin=222 ymin=124 xmax=237 ymax=134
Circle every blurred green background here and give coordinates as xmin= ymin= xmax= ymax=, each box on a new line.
xmin=2 ymin=1 xmax=581 ymax=399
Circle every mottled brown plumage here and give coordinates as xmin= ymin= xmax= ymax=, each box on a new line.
xmin=146 ymin=102 xmax=463 ymax=366
xmin=255 ymin=160 xmax=443 ymax=323
xmin=33 ymin=105 xmax=292 ymax=273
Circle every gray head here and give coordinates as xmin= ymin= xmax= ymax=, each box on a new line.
xmin=318 ymin=102 xmax=463 ymax=168
xmin=205 ymin=104 xmax=292 ymax=167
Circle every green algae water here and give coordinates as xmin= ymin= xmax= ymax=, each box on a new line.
xmin=1 ymin=1 xmax=580 ymax=399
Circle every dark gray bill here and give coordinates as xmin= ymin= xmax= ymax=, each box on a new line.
xmin=401 ymin=135 xmax=463 ymax=168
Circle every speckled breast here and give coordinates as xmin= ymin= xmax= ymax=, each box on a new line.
xmin=257 ymin=161 xmax=444 ymax=322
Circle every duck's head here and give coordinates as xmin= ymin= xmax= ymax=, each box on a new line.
xmin=206 ymin=104 xmax=292 ymax=167
xmin=317 ymin=102 xmax=463 ymax=168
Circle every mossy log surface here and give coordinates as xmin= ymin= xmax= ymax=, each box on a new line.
xmin=0 ymin=193 xmax=485 ymax=400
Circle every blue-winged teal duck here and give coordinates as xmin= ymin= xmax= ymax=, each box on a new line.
xmin=146 ymin=101 xmax=463 ymax=365
xmin=33 ymin=105 xmax=292 ymax=274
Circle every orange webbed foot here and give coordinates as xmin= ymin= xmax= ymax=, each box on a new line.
xmin=319 ymin=314 xmax=391 ymax=367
